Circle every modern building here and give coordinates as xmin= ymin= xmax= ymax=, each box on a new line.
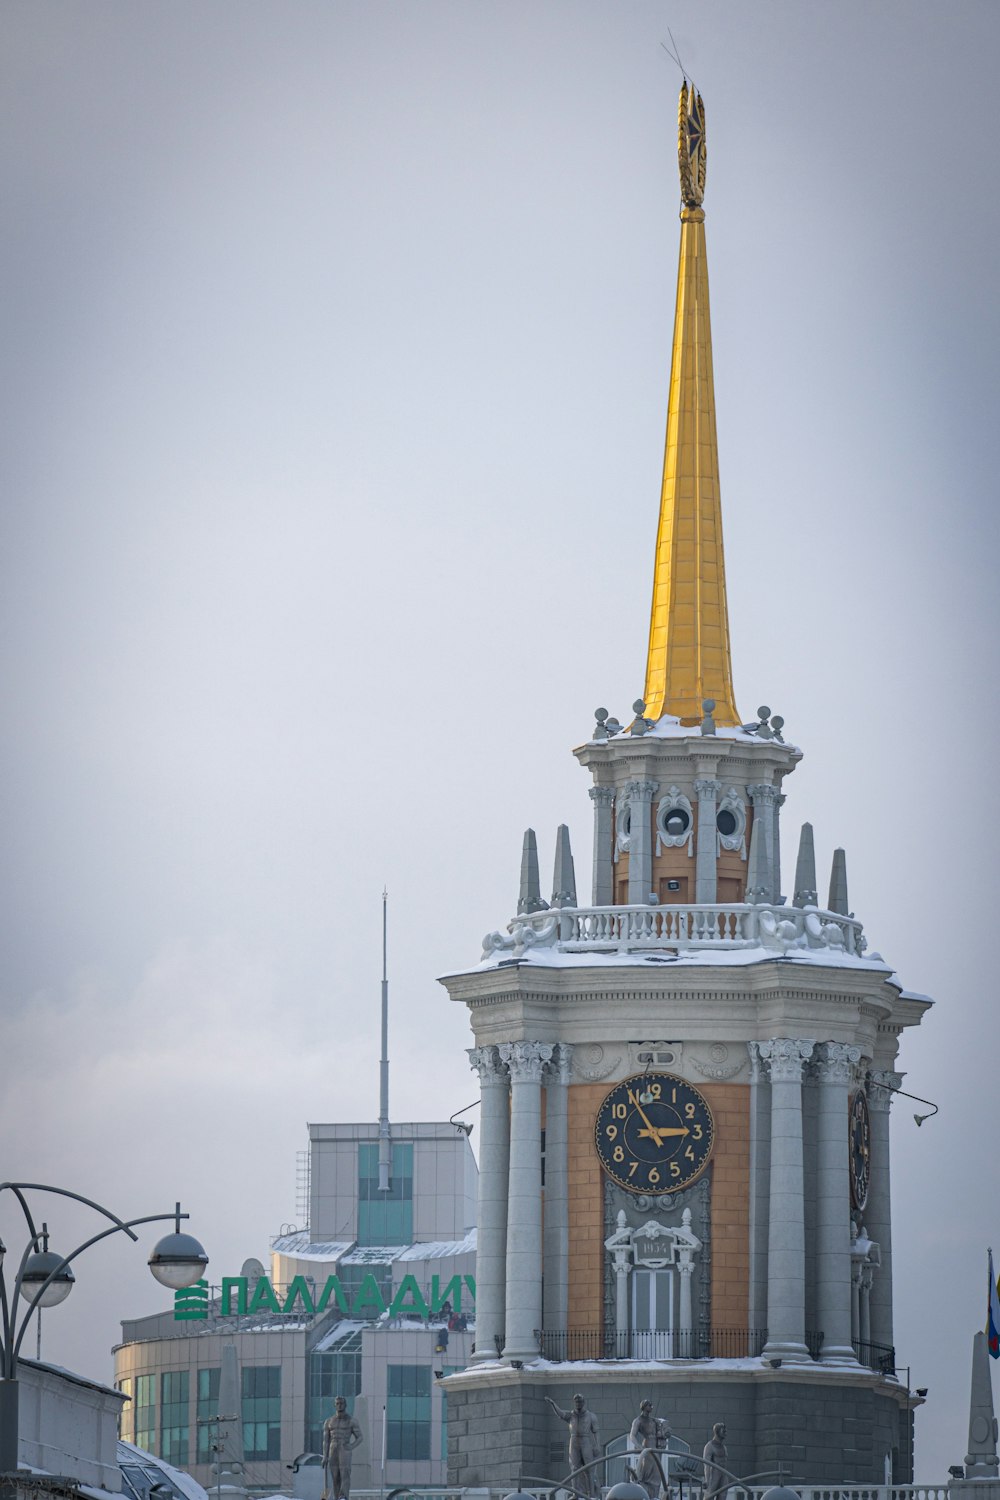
xmin=439 ymin=83 xmax=930 ymax=1489
xmin=113 ymin=1120 xmax=477 ymax=1494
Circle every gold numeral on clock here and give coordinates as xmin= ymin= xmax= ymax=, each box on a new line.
xmin=613 ymin=1145 xmax=624 ymax=1162
xmin=684 ymin=1145 xmax=695 ymax=1161
xmin=613 ymin=1103 xmax=627 ymax=1120
xmin=648 ymin=1167 xmax=660 ymax=1184
xmin=685 ymin=1102 xmax=695 ymax=1118
xmin=692 ymin=1123 xmax=703 ymax=1139
xmin=628 ymin=1160 xmax=638 ymax=1177
xmin=670 ymin=1161 xmax=681 ymax=1178
xmin=605 ymin=1124 xmax=618 ymax=1141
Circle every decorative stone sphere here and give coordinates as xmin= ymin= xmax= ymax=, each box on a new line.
xmin=606 ymin=1484 xmax=651 ymax=1500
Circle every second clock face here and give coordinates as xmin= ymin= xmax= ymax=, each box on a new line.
xmin=595 ymin=1073 xmax=714 ymax=1195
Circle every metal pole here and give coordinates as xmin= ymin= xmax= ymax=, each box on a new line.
xmin=377 ymin=889 xmax=392 ymax=1193
xmin=0 ymin=1379 xmax=19 ymax=1500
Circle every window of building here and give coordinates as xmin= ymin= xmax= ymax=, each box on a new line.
xmin=439 ymin=1367 xmax=460 ymax=1462
xmin=160 ymin=1371 xmax=189 ymax=1467
xmin=135 ymin=1374 xmax=156 ymax=1452
xmin=357 ymin=1142 xmax=413 ymax=1245
xmin=196 ymin=1367 xmax=221 ymax=1465
xmin=307 ymin=1330 xmax=363 ymax=1451
xmin=386 ymin=1365 xmax=430 ymax=1462
xmin=242 ymin=1366 xmax=281 ymax=1462
xmin=117 ymin=1377 xmax=133 ymax=1443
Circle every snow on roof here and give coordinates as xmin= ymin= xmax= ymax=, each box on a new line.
xmin=271 ymin=1233 xmax=353 ymax=1259
xmin=339 ymin=1244 xmax=409 ymax=1265
xmin=118 ymin=1440 xmax=210 ymax=1500
xmin=313 ymin=1319 xmax=367 ymax=1352
xmin=582 ymin=714 xmax=801 ymax=752
xmin=396 ymin=1229 xmax=477 ymax=1260
xmin=458 ymin=944 xmax=895 ymax=978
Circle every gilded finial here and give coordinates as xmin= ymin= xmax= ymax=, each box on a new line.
xmin=678 ymin=82 xmax=706 ymax=208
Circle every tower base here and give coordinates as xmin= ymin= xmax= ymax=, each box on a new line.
xmin=442 ymin=1362 xmax=913 ymax=1488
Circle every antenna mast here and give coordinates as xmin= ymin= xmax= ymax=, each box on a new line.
xmin=378 ymin=887 xmax=392 ymax=1192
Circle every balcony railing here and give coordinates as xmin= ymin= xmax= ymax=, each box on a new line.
xmin=536 ymin=1328 xmax=767 ymax=1361
xmin=853 ymin=1338 xmax=896 ymax=1373
xmin=482 ymin=901 xmax=867 ymax=962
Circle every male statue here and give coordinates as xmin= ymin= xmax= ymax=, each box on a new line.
xmin=629 ymin=1399 xmax=671 ymax=1499
xmin=322 ymin=1395 xmax=363 ymax=1500
xmin=546 ymin=1393 xmax=600 ymax=1497
xmin=702 ymin=1421 xmax=729 ymax=1500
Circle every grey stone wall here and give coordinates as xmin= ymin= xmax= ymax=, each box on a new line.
xmin=445 ymin=1374 xmax=910 ymax=1488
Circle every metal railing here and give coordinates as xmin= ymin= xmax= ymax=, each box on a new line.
xmin=536 ymin=1327 xmax=768 ymax=1361
xmin=853 ymin=1338 xmax=897 ymax=1373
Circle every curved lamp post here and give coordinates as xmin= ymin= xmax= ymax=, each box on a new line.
xmin=0 ymin=1181 xmax=208 ymax=1499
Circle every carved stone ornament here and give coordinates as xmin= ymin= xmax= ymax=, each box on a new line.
xmin=756 ymin=906 xmax=867 ymax=955
xmin=656 ymin=786 xmax=694 ymax=856
xmin=575 ymin=1043 xmax=622 ymax=1083
xmin=615 ymin=791 xmax=632 ymax=857
xmin=690 ymin=1050 xmax=746 ymax=1082
xmin=714 ymin=786 xmax=747 ymax=858
xmin=499 ymin=1040 xmax=553 ymax=1082
xmin=589 ymin=785 xmax=615 ymax=806
xmin=481 ymin=913 xmax=559 ymax=961
xmin=548 ymin=1042 xmax=573 ymax=1086
xmin=868 ymin=1068 xmax=904 ymax=1111
xmin=814 ymin=1040 xmax=863 ymax=1086
xmin=604 ymin=1211 xmax=701 ymax=1269
xmin=757 ymin=1037 xmax=815 ymax=1082
xmin=467 ymin=1045 xmax=507 ymax=1085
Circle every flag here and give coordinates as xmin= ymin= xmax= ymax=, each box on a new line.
xmin=988 ymin=1248 xmax=1000 ymax=1358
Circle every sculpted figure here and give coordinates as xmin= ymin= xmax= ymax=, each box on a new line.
xmin=702 ymin=1422 xmax=729 ymax=1500
xmin=546 ymin=1393 xmax=601 ymax=1497
xmin=322 ymin=1395 xmax=363 ymax=1500
xmin=629 ymin=1400 xmax=670 ymax=1498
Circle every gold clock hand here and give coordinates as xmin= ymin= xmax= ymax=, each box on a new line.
xmin=638 ymin=1126 xmax=690 ymax=1138
xmin=628 ymin=1092 xmax=665 ymax=1147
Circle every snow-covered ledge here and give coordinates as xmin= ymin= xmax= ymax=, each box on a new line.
xmin=482 ymin=901 xmax=866 ymax=961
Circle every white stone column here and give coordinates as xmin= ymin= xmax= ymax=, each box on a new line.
xmin=748 ymin=784 xmax=779 ymax=902
xmin=859 ymin=1263 xmax=873 ymax=1344
xmin=468 ymin=1046 xmax=510 ymax=1363
xmin=747 ymin=1042 xmax=771 ymax=1334
xmin=694 ymin=778 xmax=722 ymax=903
xmin=625 ymin=779 xmax=658 ymax=903
xmin=774 ymin=791 xmax=786 ymax=900
xmin=867 ymin=1069 xmax=901 ymax=1353
xmin=814 ymin=1042 xmax=861 ymax=1363
xmin=543 ymin=1043 xmax=572 ymax=1334
xmin=589 ymin=786 xmax=615 ymax=905
xmin=759 ymin=1037 xmax=814 ymax=1362
xmin=678 ymin=1251 xmax=695 ymax=1357
xmin=500 ymin=1040 xmax=552 ymax=1362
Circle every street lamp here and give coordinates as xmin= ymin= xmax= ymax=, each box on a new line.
xmin=0 ymin=1182 xmax=208 ymax=1500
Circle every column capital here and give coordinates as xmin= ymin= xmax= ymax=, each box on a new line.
xmin=499 ymin=1039 xmax=553 ymax=1083
xmin=748 ymin=782 xmax=779 ymax=806
xmin=546 ymin=1042 xmax=573 ymax=1086
xmin=624 ymin=778 xmax=659 ymax=802
xmin=694 ymin=778 xmax=723 ymax=800
xmin=758 ymin=1037 xmax=815 ymax=1082
xmin=589 ymin=784 xmax=615 ymax=806
xmin=468 ymin=1045 xmax=508 ymax=1085
xmin=814 ymin=1041 xmax=863 ymax=1086
xmin=868 ymin=1069 xmax=904 ymax=1111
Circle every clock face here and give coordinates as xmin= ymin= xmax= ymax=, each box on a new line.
xmin=595 ymin=1073 xmax=714 ymax=1195
xmin=849 ymin=1090 xmax=871 ymax=1210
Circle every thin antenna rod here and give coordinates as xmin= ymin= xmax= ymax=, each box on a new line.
xmin=660 ymin=32 xmax=700 ymax=95
xmin=377 ymin=887 xmax=392 ymax=1192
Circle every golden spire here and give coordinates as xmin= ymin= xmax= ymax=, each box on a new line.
xmin=643 ymin=83 xmax=739 ymax=727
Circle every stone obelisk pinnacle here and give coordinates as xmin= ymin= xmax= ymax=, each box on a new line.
xmin=643 ymin=83 xmax=740 ymax=727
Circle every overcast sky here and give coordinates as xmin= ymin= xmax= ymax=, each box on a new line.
xmin=2 ymin=1 xmax=998 ymax=1483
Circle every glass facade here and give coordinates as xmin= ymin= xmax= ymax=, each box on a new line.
xmin=160 ymin=1371 xmax=189 ymax=1466
xmin=386 ymin=1365 xmax=430 ymax=1462
xmin=357 ymin=1142 xmax=413 ymax=1245
xmin=242 ymin=1365 xmax=281 ymax=1462
xmin=337 ymin=1260 xmax=393 ymax=1317
xmin=196 ymin=1366 xmax=221 ymax=1465
xmin=117 ymin=1377 xmax=133 ymax=1443
xmin=307 ymin=1329 xmax=363 ymax=1450
xmin=135 ymin=1374 xmax=156 ymax=1452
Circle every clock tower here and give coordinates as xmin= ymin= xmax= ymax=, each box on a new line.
xmin=439 ymin=84 xmax=929 ymax=1488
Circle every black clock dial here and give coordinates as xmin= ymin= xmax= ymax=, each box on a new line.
xmin=595 ymin=1073 xmax=714 ymax=1195
xmin=849 ymin=1090 xmax=871 ymax=1211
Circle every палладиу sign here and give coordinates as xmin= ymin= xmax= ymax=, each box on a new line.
xmin=174 ymin=1272 xmax=475 ymax=1321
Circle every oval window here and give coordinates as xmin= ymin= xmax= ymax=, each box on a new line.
xmin=664 ymin=808 xmax=690 ymax=836
xmin=716 ymin=808 xmax=738 ymax=837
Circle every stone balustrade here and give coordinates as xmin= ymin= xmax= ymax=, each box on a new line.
xmin=482 ymin=901 xmax=866 ymax=962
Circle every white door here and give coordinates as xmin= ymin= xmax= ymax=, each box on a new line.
xmin=631 ymin=1268 xmax=674 ymax=1358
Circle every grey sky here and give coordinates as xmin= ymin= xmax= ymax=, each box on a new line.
xmin=2 ymin=1 xmax=998 ymax=1482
